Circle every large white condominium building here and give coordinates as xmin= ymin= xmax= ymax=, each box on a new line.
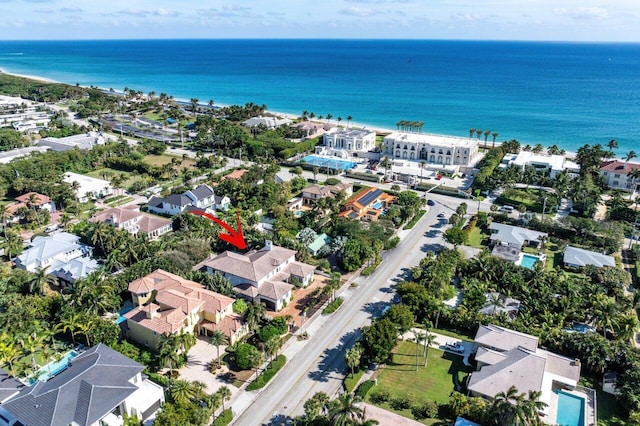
xmin=383 ymin=132 xmax=479 ymax=167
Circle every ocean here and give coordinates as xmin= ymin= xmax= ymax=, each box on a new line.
xmin=0 ymin=39 xmax=639 ymax=154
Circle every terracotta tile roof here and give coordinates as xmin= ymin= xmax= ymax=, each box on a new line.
xmin=600 ymin=160 xmax=640 ymax=174
xmin=124 ymin=303 xmax=185 ymax=335
xmin=15 ymin=192 xmax=51 ymax=205
xmin=205 ymin=313 xmax=245 ymax=340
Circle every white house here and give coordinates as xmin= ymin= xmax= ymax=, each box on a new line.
xmin=599 ymin=160 xmax=640 ymax=193
xmin=90 ymin=206 xmax=172 ymax=240
xmin=148 ymin=184 xmax=230 ymax=216
xmin=242 ymin=115 xmax=292 ymax=129
xmin=195 ymin=241 xmax=316 ymax=311
xmin=0 ymin=344 xmax=165 ymax=426
xmin=563 ymin=246 xmax=616 ymax=269
xmin=39 ymin=131 xmax=106 ymax=151
xmin=503 ymin=151 xmax=580 ymax=178
xmin=15 ymin=232 xmax=92 ymax=272
xmin=63 ymin=172 xmax=113 ymax=202
xmin=320 ymin=128 xmax=377 ymax=158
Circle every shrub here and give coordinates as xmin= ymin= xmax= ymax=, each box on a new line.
xmin=355 ymin=380 xmax=375 ymax=399
xmin=369 ymin=389 xmax=391 ymax=404
xmin=246 ymin=355 xmax=286 ymax=391
xmin=390 ymin=395 xmax=412 ymax=410
xmin=323 ymin=297 xmax=344 ymax=314
xmin=411 ymin=401 xmax=438 ymax=419
xmin=212 ymin=409 xmax=233 ymax=426
xmin=235 ymin=343 xmax=262 ymax=370
xmin=384 ymin=236 xmax=400 ymax=250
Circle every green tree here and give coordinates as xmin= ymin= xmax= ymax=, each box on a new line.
xmin=235 ymin=343 xmax=262 ymax=370
xmin=362 ymin=318 xmax=397 ymax=363
xmin=327 ymin=392 xmax=365 ymax=426
xmin=209 ymin=330 xmax=228 ymax=367
xmin=443 ymin=227 xmax=467 ymax=248
xmin=217 ymin=386 xmax=232 ymax=410
xmin=345 ymin=345 xmax=363 ymax=378
xmin=383 ymin=304 xmax=414 ymax=333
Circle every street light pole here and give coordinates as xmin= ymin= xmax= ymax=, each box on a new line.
xmin=542 ymin=196 xmax=548 ymax=223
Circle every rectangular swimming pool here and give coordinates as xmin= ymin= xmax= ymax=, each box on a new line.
xmin=301 ymin=155 xmax=357 ymax=171
xmin=556 ymin=390 xmax=585 ymax=426
xmin=34 ymin=350 xmax=80 ymax=383
xmin=520 ymin=254 xmax=540 ymax=270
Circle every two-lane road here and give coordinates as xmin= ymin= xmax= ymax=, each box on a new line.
xmin=231 ymin=203 xmax=451 ymax=425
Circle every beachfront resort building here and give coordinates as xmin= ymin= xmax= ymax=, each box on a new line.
xmin=383 ymin=131 xmax=479 ymax=168
xmin=39 ymin=131 xmax=106 ymax=151
xmin=0 ymin=344 xmax=165 ymax=426
xmin=90 ymin=205 xmax=172 ymax=240
xmin=338 ymin=187 xmax=396 ymax=221
xmin=468 ymin=324 xmax=593 ymax=425
xmin=501 ymin=151 xmax=580 ymax=178
xmin=63 ymin=172 xmax=113 ymax=203
xmin=599 ymin=160 xmax=640 ymax=193
xmin=124 ymin=269 xmax=246 ymax=350
xmin=195 ymin=241 xmax=316 ymax=311
xmin=318 ymin=128 xmax=377 ymax=158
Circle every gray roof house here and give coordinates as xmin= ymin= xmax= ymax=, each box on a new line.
xmin=195 ymin=240 xmax=316 ymax=311
xmin=0 ymin=369 xmax=23 ymax=404
xmin=468 ymin=325 xmax=583 ymax=424
xmin=148 ymin=184 xmax=229 ymax=216
xmin=14 ymin=232 xmax=98 ymax=287
xmin=0 ymin=344 xmax=164 ymax=426
xmin=478 ymin=292 xmax=521 ymax=320
xmin=489 ymin=223 xmax=547 ymax=249
xmin=563 ymin=246 xmax=616 ymax=269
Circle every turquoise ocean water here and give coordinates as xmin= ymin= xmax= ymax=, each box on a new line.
xmin=0 ymin=39 xmax=639 ymax=153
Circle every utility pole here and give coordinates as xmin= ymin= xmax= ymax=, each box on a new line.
xmin=541 ymin=196 xmax=548 ymax=223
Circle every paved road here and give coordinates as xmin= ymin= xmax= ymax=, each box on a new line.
xmin=231 ymin=203 xmax=452 ymax=425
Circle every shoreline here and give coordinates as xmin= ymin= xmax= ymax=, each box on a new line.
xmin=0 ymin=68 xmax=626 ymax=162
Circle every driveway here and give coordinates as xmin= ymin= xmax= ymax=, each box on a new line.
xmin=179 ymin=337 xmax=233 ymax=395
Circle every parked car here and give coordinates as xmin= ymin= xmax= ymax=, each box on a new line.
xmin=445 ymin=342 xmax=464 ymax=353
xmin=437 ymin=213 xmax=446 ymax=218
xmin=427 ymin=199 xmax=436 ymax=206
xmin=498 ymin=205 xmax=514 ymax=213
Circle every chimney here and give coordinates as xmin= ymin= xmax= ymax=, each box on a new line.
xmin=265 ymin=240 xmax=273 ymax=251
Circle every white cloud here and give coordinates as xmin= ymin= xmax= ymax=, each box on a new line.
xmin=554 ymin=6 xmax=609 ymax=21
xmin=339 ymin=6 xmax=381 ymax=17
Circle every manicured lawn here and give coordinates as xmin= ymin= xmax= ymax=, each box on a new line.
xmin=496 ymin=188 xmax=558 ymax=214
xmin=86 ymin=168 xmax=142 ymax=189
xmin=366 ymin=341 xmax=474 ymax=424
xmin=579 ymin=373 xmax=625 ymax=426
xmin=466 ymin=224 xmax=487 ymax=248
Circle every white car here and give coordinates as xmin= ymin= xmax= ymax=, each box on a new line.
xmin=445 ymin=342 xmax=465 ymax=353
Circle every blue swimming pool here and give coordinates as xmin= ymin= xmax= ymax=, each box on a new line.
xmin=301 ymin=155 xmax=357 ymax=171
xmin=294 ymin=210 xmax=305 ymax=218
xmin=372 ymin=201 xmax=383 ymax=209
xmin=519 ymin=254 xmax=540 ymax=269
xmin=34 ymin=350 xmax=79 ymax=383
xmin=556 ymin=390 xmax=585 ymax=426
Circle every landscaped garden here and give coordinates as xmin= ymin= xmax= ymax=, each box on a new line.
xmin=366 ymin=341 xmax=474 ymax=424
xmin=496 ymin=187 xmax=558 ymax=214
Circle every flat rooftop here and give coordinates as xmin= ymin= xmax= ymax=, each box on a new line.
xmin=384 ymin=131 xmax=477 ymax=148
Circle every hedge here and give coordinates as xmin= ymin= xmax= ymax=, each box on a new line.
xmin=246 ymin=355 xmax=286 ymax=391
xmin=404 ymin=209 xmax=426 ymax=229
xmin=345 ymin=171 xmax=382 ymax=182
xmin=355 ymin=380 xmax=376 ymax=399
xmin=212 ymin=409 xmax=233 ymax=426
xmin=323 ymin=297 xmax=344 ymax=314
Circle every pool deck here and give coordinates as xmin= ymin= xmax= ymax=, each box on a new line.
xmin=544 ymin=386 xmax=596 ymax=426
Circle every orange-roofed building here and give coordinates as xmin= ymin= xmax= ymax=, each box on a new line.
xmin=338 ymin=187 xmax=396 ymax=221
xmin=124 ymin=269 xmax=246 ymax=350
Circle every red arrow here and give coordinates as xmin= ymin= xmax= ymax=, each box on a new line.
xmin=189 ymin=210 xmax=247 ymax=250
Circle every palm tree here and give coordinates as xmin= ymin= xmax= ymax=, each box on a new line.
xmin=337 ymin=117 xmax=343 ymax=127
xmin=346 ymin=115 xmax=353 ymax=128
xmin=423 ymin=331 xmax=436 ymax=367
xmin=627 ymin=168 xmax=640 ymax=200
xmin=190 ymin=98 xmax=199 ymax=118
xmin=217 ymin=385 xmax=232 ymax=410
xmin=168 ymin=379 xmax=201 ymax=404
xmin=419 ymin=160 xmax=426 ymax=182
xmin=483 ymin=130 xmax=491 ymax=148
xmin=413 ymin=330 xmax=424 ymax=371
xmin=345 ymin=346 xmax=362 ymax=378
xmin=0 ymin=204 xmax=8 ymax=240
xmin=29 ymin=266 xmax=56 ymax=295
xmin=469 ymin=128 xmax=476 ymax=139
xmin=326 ymin=114 xmax=333 ymax=124
xmin=625 ymin=150 xmax=637 ymax=164
xmin=492 ymin=132 xmax=499 ymax=147
xmin=244 ymin=301 xmax=266 ymax=332
xmin=209 ymin=330 xmax=228 ymax=367
xmin=158 ymin=333 xmax=180 ymax=376
xmin=327 ymin=392 xmax=365 ymax=426
xmin=607 ymin=139 xmax=618 ymax=152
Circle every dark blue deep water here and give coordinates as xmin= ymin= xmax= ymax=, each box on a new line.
xmin=1 ymin=39 xmax=639 ymax=152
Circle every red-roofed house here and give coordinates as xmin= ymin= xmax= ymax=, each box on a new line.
xmin=338 ymin=187 xmax=396 ymax=221
xmin=600 ymin=160 xmax=640 ymax=193
xmin=124 ymin=269 xmax=246 ymax=350
xmin=5 ymin=192 xmax=55 ymax=223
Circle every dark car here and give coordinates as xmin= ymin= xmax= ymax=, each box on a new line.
xmin=437 ymin=213 xmax=446 ymax=218
xmin=427 ymin=199 xmax=436 ymax=206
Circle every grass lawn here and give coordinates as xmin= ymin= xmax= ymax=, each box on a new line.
xmin=496 ymin=188 xmax=558 ymax=214
xmin=466 ymin=224 xmax=487 ymax=248
xmin=366 ymin=341 xmax=474 ymax=424
xmin=579 ymin=373 xmax=625 ymax=426
xmin=143 ymin=154 xmax=196 ymax=169
xmin=86 ymin=168 xmax=142 ymax=189
xmin=142 ymin=111 xmax=163 ymax=121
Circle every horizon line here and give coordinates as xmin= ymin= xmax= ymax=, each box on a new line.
xmin=1 ymin=37 xmax=640 ymax=45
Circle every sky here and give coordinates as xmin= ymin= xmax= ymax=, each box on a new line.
xmin=0 ymin=0 xmax=638 ymax=42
